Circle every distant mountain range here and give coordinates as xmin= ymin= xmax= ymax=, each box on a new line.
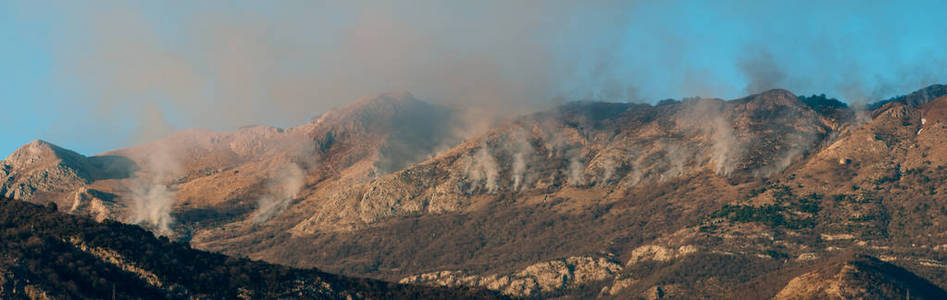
xmin=2 ymin=85 xmax=947 ymax=298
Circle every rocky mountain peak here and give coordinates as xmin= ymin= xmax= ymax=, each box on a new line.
xmin=4 ymin=139 xmax=89 ymax=172
xmin=300 ymin=92 xmax=458 ymax=174
xmin=737 ymin=88 xmax=804 ymax=110
xmin=353 ymin=91 xmax=419 ymax=107
xmin=0 ymin=140 xmax=98 ymax=204
xmin=773 ymin=254 xmax=947 ymax=299
xmin=5 ymin=85 xmax=947 ymax=299
xmin=310 ymin=91 xmax=428 ymax=128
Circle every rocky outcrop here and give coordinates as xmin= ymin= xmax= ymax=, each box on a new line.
xmin=68 ymin=187 xmax=121 ymax=222
xmin=599 ymin=277 xmax=636 ymax=296
xmin=773 ymin=255 xmax=947 ymax=300
xmin=6 ymin=85 xmax=947 ymax=298
xmin=400 ymin=256 xmax=621 ymax=297
xmin=626 ymin=244 xmax=698 ymax=265
xmin=0 ymin=140 xmax=93 ymax=204
xmin=294 ymin=89 xmax=839 ymax=232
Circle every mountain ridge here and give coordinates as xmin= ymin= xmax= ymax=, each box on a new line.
xmin=3 ymin=85 xmax=947 ymax=298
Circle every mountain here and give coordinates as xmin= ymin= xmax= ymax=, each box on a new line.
xmin=1 ymin=92 xmax=461 ymax=233
xmin=0 ymin=196 xmax=503 ymax=299
xmin=871 ymin=84 xmax=947 ymax=109
xmin=4 ymin=85 xmax=947 ymax=298
xmin=0 ymin=140 xmax=132 ymax=204
xmin=769 ymin=253 xmax=946 ymax=300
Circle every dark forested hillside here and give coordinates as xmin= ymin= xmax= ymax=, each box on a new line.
xmin=0 ymin=197 xmax=503 ymax=299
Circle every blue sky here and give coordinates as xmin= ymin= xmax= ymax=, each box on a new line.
xmin=2 ymin=1 xmax=947 ymax=156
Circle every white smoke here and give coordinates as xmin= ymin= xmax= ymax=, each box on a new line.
xmin=509 ymin=129 xmax=533 ymax=191
xmin=252 ymin=162 xmax=306 ymax=224
xmin=129 ymin=143 xmax=178 ymax=236
xmin=710 ymin=116 xmax=742 ymax=176
xmin=130 ymin=184 xmax=174 ymax=235
xmin=680 ymin=99 xmax=745 ymax=177
xmin=567 ymin=155 xmax=586 ymax=186
xmin=464 ymin=143 xmax=499 ymax=193
xmin=600 ymin=156 xmax=616 ymax=184
xmin=660 ymin=141 xmax=690 ymax=181
xmin=752 ymin=131 xmax=815 ymax=177
xmin=624 ymin=159 xmax=643 ymax=187
xmin=512 ymin=152 xmax=527 ymax=191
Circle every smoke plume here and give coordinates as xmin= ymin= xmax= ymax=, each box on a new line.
xmin=567 ymin=155 xmax=586 ymax=186
xmin=677 ymin=99 xmax=745 ymax=177
xmin=511 ymin=152 xmax=527 ymax=191
xmin=9 ymin=1 xmax=947 ymax=159
xmin=740 ymin=50 xmax=787 ymax=95
xmin=128 ymin=142 xmax=178 ymax=236
xmin=600 ymin=156 xmax=616 ymax=184
xmin=251 ymin=163 xmax=305 ymax=224
xmin=509 ymin=129 xmax=533 ymax=191
xmin=130 ymin=184 xmax=174 ymax=235
xmin=464 ymin=144 xmax=499 ymax=193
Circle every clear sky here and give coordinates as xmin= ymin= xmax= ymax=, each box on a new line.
xmin=2 ymin=0 xmax=947 ymax=157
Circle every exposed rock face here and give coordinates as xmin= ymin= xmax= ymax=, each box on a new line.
xmin=773 ymin=255 xmax=947 ymax=300
xmin=0 ymin=139 xmax=139 ymax=213
xmin=0 ymin=93 xmax=462 ymax=235
xmin=0 ymin=140 xmax=93 ymax=205
xmin=5 ymin=85 xmax=947 ymax=298
xmin=68 ymin=187 xmax=121 ymax=222
xmin=307 ymin=91 xmax=460 ymax=174
xmin=626 ymin=244 xmax=698 ymax=265
xmin=400 ymin=256 xmax=621 ymax=297
xmin=600 ymin=277 xmax=636 ymax=296
xmin=294 ymin=89 xmax=839 ymax=234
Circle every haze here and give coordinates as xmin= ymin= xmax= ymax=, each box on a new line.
xmin=2 ymin=0 xmax=946 ymax=156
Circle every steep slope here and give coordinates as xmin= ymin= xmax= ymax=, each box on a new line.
xmin=288 ymin=89 xmax=837 ymax=233
xmin=870 ymin=83 xmax=947 ymax=109
xmin=3 ymin=92 xmax=460 ymax=235
xmin=5 ymin=85 xmax=947 ymax=298
xmin=770 ymin=254 xmax=946 ymax=300
xmin=254 ymin=87 xmax=943 ymax=298
xmin=0 ymin=140 xmax=132 ymax=204
xmin=186 ymin=89 xmax=865 ymax=297
xmin=0 ymin=197 xmax=503 ymax=299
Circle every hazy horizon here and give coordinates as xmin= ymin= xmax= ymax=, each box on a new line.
xmin=3 ymin=0 xmax=947 ymax=156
